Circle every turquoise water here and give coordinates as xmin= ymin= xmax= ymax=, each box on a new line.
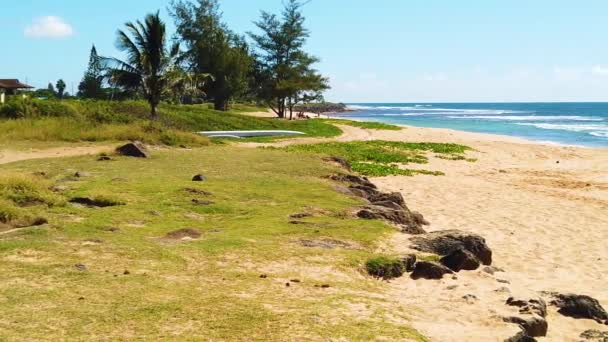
xmin=336 ymin=103 xmax=608 ymax=147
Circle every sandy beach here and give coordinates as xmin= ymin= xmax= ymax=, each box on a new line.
xmin=243 ymin=111 xmax=608 ymax=341
xmin=366 ymin=126 xmax=607 ymax=341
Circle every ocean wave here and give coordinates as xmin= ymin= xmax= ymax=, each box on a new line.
xmin=517 ymin=123 xmax=608 ymax=133
xmin=448 ymin=115 xmax=603 ymax=121
xmin=347 ymin=105 xmax=530 ymax=115
xmin=590 ymin=131 xmax=608 ymax=137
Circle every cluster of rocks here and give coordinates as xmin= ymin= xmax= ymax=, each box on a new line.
xmin=330 ymin=173 xmax=429 ymax=234
xmin=503 ymin=297 xmax=549 ymax=340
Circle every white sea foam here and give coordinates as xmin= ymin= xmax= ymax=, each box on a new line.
xmin=448 ymin=115 xmax=603 ymax=121
xmin=590 ymin=131 xmax=608 ymax=137
xmin=347 ymin=105 xmax=529 ymax=115
xmin=517 ymin=123 xmax=608 ymax=133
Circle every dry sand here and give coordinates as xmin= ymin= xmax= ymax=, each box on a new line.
xmin=0 ymin=145 xmax=112 ymax=165
xmin=364 ymin=126 xmax=607 ymax=341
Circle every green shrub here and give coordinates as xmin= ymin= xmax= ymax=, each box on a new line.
xmin=0 ymin=175 xmax=65 ymax=207
xmin=365 ymin=256 xmax=405 ymax=280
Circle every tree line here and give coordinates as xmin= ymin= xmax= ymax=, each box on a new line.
xmin=73 ymin=0 xmax=328 ymax=120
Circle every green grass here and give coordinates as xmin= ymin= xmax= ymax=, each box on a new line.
xmin=0 ymin=99 xmax=342 ymax=146
xmin=323 ymin=119 xmax=402 ymax=130
xmin=280 ymin=140 xmax=470 ymax=177
xmin=0 ymin=146 xmax=426 ymax=341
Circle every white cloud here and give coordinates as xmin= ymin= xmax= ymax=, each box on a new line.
xmin=24 ymin=16 xmax=74 ymax=38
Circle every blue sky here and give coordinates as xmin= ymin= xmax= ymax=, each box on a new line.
xmin=2 ymin=0 xmax=608 ymax=102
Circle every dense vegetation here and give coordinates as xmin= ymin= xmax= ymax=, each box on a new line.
xmin=0 ymin=98 xmax=343 ymax=146
xmin=30 ymin=0 xmax=329 ymax=119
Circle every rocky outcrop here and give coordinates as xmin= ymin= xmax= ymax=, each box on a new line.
xmin=116 ymin=141 xmax=148 ymax=158
xmin=410 ymin=261 xmax=454 ymax=280
xmin=401 ymin=254 xmax=417 ymax=272
xmin=580 ymin=330 xmax=608 ymax=341
xmin=504 ymin=331 xmax=537 ymax=342
xmin=410 ymin=230 xmax=493 ymax=265
xmin=322 ymin=156 xmax=352 ymax=171
xmin=440 ymin=248 xmax=481 ymax=272
xmin=357 ymin=205 xmax=426 ymax=234
xmin=503 ymin=316 xmax=548 ymax=338
xmin=506 ymin=297 xmax=547 ymax=318
xmin=550 ymin=293 xmax=608 ymax=324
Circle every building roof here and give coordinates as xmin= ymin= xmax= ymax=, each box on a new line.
xmin=0 ymin=79 xmax=34 ymax=89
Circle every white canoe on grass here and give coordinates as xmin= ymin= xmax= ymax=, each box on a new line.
xmin=198 ymin=130 xmax=306 ymax=138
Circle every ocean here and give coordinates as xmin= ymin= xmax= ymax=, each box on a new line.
xmin=335 ymin=103 xmax=608 ymax=147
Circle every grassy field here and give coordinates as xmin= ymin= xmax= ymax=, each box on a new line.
xmin=0 ymin=146 xmax=427 ymax=341
xmin=0 ymin=100 xmax=342 ymax=147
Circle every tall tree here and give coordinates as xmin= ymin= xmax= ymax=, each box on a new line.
xmin=78 ymin=45 xmax=104 ymax=99
xmin=249 ymin=0 xmax=329 ymax=119
xmin=47 ymin=82 xmax=56 ymax=96
xmin=171 ymin=0 xmax=253 ymax=111
xmin=56 ymin=79 xmax=66 ymax=99
xmin=101 ymin=12 xmax=179 ymax=119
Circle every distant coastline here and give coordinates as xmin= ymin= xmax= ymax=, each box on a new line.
xmin=336 ymin=102 xmax=608 ymax=147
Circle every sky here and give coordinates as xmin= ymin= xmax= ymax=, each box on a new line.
xmin=2 ymin=0 xmax=608 ymax=103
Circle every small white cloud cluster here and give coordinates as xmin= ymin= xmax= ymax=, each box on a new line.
xmin=24 ymin=16 xmax=74 ymax=39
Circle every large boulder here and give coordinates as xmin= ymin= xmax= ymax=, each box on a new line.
xmin=410 ymin=230 xmax=493 ymax=265
xmin=440 ymin=248 xmax=481 ymax=272
xmin=357 ymin=205 xmax=426 ymax=234
xmin=503 ymin=316 xmax=548 ymax=337
xmin=116 ymin=141 xmax=148 ymax=158
xmin=410 ymin=261 xmax=454 ymax=280
xmin=550 ymin=294 xmax=608 ymax=324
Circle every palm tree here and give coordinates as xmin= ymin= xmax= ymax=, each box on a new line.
xmin=101 ymin=12 xmax=178 ymax=119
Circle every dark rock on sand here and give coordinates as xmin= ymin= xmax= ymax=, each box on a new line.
xmin=329 ymin=174 xmax=377 ymax=188
xmin=410 ymin=230 xmax=493 ymax=265
xmin=401 ymin=254 xmax=417 ymax=272
xmin=504 ymin=331 xmax=537 ymax=342
xmin=550 ymin=293 xmax=608 ymax=324
xmin=506 ymin=297 xmax=548 ymax=318
xmin=357 ymin=205 xmax=426 ymax=234
xmin=116 ymin=141 xmax=148 ymax=158
xmin=349 ymin=185 xmax=382 ymax=200
xmin=410 ymin=261 xmax=454 ymax=280
xmin=412 ymin=211 xmax=430 ymax=226
xmin=192 ymin=174 xmax=207 ymax=182
xmin=322 ymin=156 xmax=352 ymax=171
xmin=504 ymin=316 xmax=548 ymax=337
xmin=580 ymin=329 xmax=608 ymax=341
xmin=440 ymin=248 xmax=481 ymax=272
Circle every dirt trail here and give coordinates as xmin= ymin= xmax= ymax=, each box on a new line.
xmin=0 ymin=146 xmax=112 ymax=165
